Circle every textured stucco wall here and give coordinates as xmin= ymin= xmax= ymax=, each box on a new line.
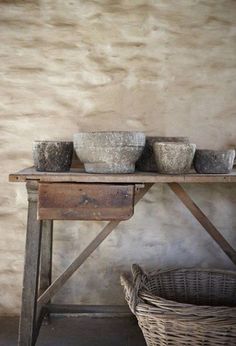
xmin=0 ymin=0 xmax=236 ymax=315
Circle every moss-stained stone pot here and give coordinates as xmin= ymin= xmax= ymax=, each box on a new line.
xmin=136 ymin=136 xmax=189 ymax=172
xmin=73 ymin=131 xmax=145 ymax=173
xmin=33 ymin=141 xmax=73 ymax=172
xmin=153 ymin=142 xmax=196 ymax=174
xmin=194 ymin=149 xmax=235 ymax=174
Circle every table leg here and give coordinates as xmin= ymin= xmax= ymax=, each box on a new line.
xmin=39 ymin=220 xmax=53 ymax=324
xmin=18 ymin=181 xmax=42 ymax=346
xmin=40 ymin=220 xmax=53 ymax=295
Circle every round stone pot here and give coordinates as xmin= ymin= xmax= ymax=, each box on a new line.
xmin=153 ymin=142 xmax=196 ymax=174
xmin=73 ymin=131 xmax=145 ymax=173
xmin=194 ymin=149 xmax=235 ymax=174
xmin=136 ymin=136 xmax=189 ymax=172
xmin=33 ymin=141 xmax=73 ymax=172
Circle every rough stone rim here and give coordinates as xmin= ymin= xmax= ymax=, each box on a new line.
xmin=75 ymin=144 xmax=144 ymax=149
xmin=74 ymin=131 xmax=144 ymax=134
xmin=74 ymin=131 xmax=146 ymax=147
xmin=153 ymin=142 xmax=196 ymax=148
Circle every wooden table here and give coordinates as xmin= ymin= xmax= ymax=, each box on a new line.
xmin=9 ymin=167 xmax=236 ymax=346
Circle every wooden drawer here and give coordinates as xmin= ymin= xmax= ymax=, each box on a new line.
xmin=38 ymin=183 xmax=134 ymax=220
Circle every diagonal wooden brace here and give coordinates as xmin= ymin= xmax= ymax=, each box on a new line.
xmin=168 ymin=183 xmax=236 ymax=266
xmin=37 ymin=183 xmax=153 ymax=308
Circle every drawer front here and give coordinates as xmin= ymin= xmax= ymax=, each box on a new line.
xmin=38 ymin=183 xmax=134 ymax=220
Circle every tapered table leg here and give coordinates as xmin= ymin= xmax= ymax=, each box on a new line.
xmin=18 ymin=181 xmax=42 ymax=346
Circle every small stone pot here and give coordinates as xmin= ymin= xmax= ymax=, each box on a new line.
xmin=73 ymin=131 xmax=145 ymax=173
xmin=33 ymin=141 xmax=73 ymax=172
xmin=136 ymin=136 xmax=189 ymax=172
xmin=194 ymin=149 xmax=235 ymax=174
xmin=153 ymin=142 xmax=196 ymax=174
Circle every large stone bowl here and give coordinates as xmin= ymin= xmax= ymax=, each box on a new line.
xmin=153 ymin=142 xmax=196 ymax=174
xmin=194 ymin=149 xmax=235 ymax=174
xmin=33 ymin=141 xmax=73 ymax=172
xmin=73 ymin=131 xmax=145 ymax=173
xmin=136 ymin=136 xmax=189 ymax=172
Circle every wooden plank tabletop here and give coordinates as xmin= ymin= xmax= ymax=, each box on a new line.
xmin=9 ymin=166 xmax=236 ymax=183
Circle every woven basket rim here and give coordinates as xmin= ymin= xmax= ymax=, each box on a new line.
xmin=121 ymin=265 xmax=236 ymax=344
xmin=139 ymin=289 xmax=236 ymax=310
xmin=147 ymin=267 xmax=236 ymax=276
xmin=135 ymin=302 xmax=236 ymax=324
xmin=140 ymin=267 xmax=236 ymax=310
xmin=141 ymin=267 xmax=236 ymax=309
xmin=121 ymin=266 xmax=236 ymax=317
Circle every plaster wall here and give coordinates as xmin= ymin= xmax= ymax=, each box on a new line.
xmin=0 ymin=0 xmax=236 ymax=315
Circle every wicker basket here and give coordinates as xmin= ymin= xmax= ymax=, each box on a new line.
xmin=121 ymin=264 xmax=236 ymax=346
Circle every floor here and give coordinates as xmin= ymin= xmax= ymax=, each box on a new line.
xmin=0 ymin=316 xmax=146 ymax=346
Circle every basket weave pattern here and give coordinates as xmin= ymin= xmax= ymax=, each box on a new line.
xmin=121 ymin=265 xmax=236 ymax=346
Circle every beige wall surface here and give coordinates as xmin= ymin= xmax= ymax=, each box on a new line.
xmin=0 ymin=0 xmax=236 ymax=315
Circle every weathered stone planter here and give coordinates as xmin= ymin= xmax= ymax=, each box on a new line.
xmin=33 ymin=141 xmax=73 ymax=172
xmin=194 ymin=149 xmax=235 ymax=174
xmin=73 ymin=131 xmax=145 ymax=173
xmin=153 ymin=142 xmax=196 ymax=174
xmin=136 ymin=136 xmax=189 ymax=172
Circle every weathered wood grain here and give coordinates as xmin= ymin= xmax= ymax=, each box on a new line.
xmin=9 ymin=167 xmax=236 ymax=183
xmin=18 ymin=181 xmax=42 ymax=346
xmin=38 ymin=183 xmax=134 ymax=220
xmin=39 ymin=220 xmax=53 ymax=325
xmin=39 ymin=220 xmax=53 ymax=296
xmin=37 ymin=183 xmax=153 ymax=308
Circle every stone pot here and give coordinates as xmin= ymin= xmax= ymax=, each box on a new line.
xmin=194 ymin=149 xmax=235 ymax=174
xmin=136 ymin=136 xmax=189 ymax=172
xmin=73 ymin=131 xmax=145 ymax=173
xmin=153 ymin=142 xmax=196 ymax=174
xmin=33 ymin=141 xmax=73 ymax=172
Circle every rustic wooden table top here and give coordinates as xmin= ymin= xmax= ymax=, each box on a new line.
xmin=9 ymin=166 xmax=236 ymax=183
